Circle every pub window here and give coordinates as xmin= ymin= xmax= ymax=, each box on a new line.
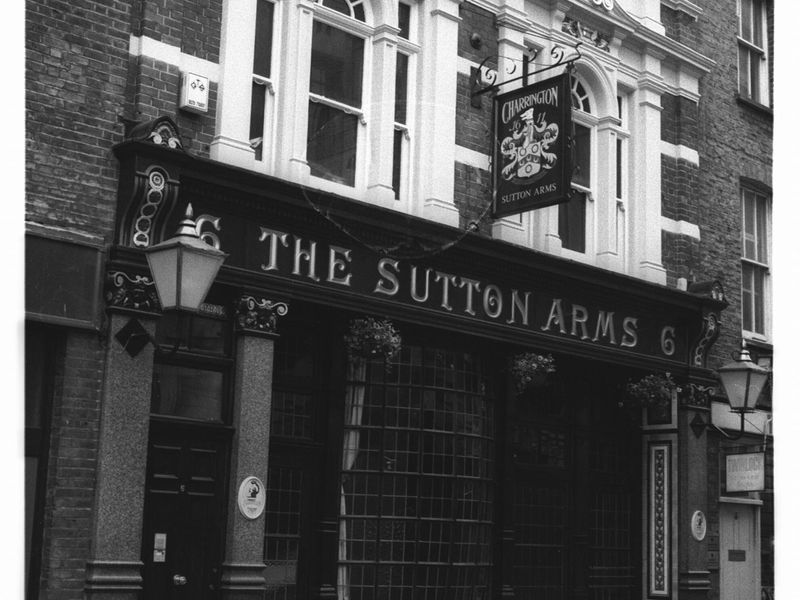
xmin=308 ymin=14 xmax=366 ymax=187
xmin=511 ymin=368 xmax=640 ymax=599
xmin=392 ymin=2 xmax=416 ymax=200
xmin=737 ymin=0 xmax=769 ymax=105
xmin=559 ymin=77 xmax=593 ymax=254
xmin=250 ymin=0 xmax=277 ymax=162
xmin=741 ymin=186 xmax=771 ymax=339
xmin=338 ymin=345 xmax=494 ymax=599
xmin=150 ymin=313 xmax=232 ymax=423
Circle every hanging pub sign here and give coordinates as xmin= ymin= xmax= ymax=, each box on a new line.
xmin=492 ymin=73 xmax=572 ymax=219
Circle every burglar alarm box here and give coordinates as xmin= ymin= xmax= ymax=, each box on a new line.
xmin=179 ymin=72 xmax=209 ymax=114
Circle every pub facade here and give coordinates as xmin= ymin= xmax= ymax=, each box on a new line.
xmin=25 ymin=0 xmax=774 ymax=599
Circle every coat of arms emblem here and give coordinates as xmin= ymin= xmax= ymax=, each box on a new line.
xmin=499 ymin=109 xmax=560 ymax=183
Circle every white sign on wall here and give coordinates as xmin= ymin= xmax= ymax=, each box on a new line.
xmin=726 ymin=453 xmax=765 ymax=493
xmin=237 ymin=476 xmax=266 ymax=520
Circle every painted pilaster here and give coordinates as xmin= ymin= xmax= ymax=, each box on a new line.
xmin=595 ymin=115 xmax=620 ymax=270
xmin=416 ymin=0 xmax=461 ymax=226
xmin=85 ymin=272 xmax=161 ymax=599
xmin=677 ymin=385 xmax=714 ymax=597
xmin=492 ymin=4 xmax=531 ymax=246
xmin=367 ymin=25 xmax=401 ymax=207
xmin=211 ymin=0 xmax=258 ymax=168
xmin=281 ymin=0 xmax=315 ymax=182
xmin=641 ymin=385 xmax=679 ymax=600
xmin=219 ymin=295 xmax=288 ymax=599
xmin=629 ymin=51 xmax=667 ymax=284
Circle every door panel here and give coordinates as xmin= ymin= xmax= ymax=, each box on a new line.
xmin=720 ymin=503 xmax=760 ymax=600
xmin=142 ymin=428 xmax=228 ymax=599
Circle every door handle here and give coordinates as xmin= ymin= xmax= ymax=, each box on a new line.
xmin=173 ymin=574 xmax=188 ymax=586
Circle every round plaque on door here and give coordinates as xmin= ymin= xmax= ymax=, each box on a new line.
xmin=237 ymin=476 xmax=266 ymax=520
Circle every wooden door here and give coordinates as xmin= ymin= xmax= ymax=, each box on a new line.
xmin=141 ymin=423 xmax=229 ymax=599
xmin=720 ymin=503 xmax=760 ymax=600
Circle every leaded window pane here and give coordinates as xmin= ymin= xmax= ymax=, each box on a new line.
xmin=338 ymin=346 xmax=493 ymax=600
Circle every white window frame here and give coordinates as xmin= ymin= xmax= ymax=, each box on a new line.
xmin=559 ymin=77 xmax=597 ymax=264
xmin=741 ymin=186 xmax=772 ymax=342
xmin=305 ymin=4 xmax=373 ymax=196
xmin=614 ymin=91 xmax=631 ymax=265
xmin=249 ymin=0 xmax=282 ymax=173
xmin=391 ymin=3 xmax=419 ymax=208
xmin=737 ymin=0 xmax=769 ymax=105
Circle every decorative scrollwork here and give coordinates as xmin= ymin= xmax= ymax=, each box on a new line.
xmin=470 ymin=41 xmax=582 ymax=106
xmin=691 ymin=312 xmax=720 ymax=368
xmin=678 ymin=383 xmax=716 ymax=408
xmin=126 ymin=116 xmax=185 ymax=150
xmin=105 ymin=271 xmax=160 ymax=313
xmin=590 ymin=0 xmax=614 ymax=11
xmin=562 ymin=17 xmax=611 ymax=51
xmin=132 ymin=167 xmax=169 ymax=248
xmin=235 ymin=296 xmax=289 ymax=334
xmin=650 ymin=445 xmax=669 ymax=595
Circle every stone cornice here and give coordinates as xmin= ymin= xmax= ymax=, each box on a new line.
xmin=495 ymin=6 xmax=530 ymax=32
xmin=660 ymin=0 xmax=703 ymax=22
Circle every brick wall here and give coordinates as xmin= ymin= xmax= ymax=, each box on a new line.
xmin=126 ymin=0 xmax=220 ymax=156
xmin=661 ymin=230 xmax=700 ymax=288
xmin=691 ymin=0 xmax=773 ymax=371
xmin=689 ymin=3 xmax=774 ymax=598
xmin=661 ymin=5 xmax=699 ymax=48
xmin=39 ymin=332 xmax=104 ymax=600
xmin=454 ymin=162 xmax=493 ymax=234
xmin=131 ymin=0 xmax=221 ymax=61
xmin=26 ymin=0 xmax=133 ymax=239
xmin=454 ymin=2 xmax=498 ymax=236
xmin=660 ymin=93 xmax=698 ymax=148
xmin=127 ymin=54 xmax=218 ymax=156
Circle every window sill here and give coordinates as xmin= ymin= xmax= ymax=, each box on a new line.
xmin=735 ymin=94 xmax=773 ymax=119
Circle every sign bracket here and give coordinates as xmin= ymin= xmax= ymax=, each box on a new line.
xmin=470 ymin=43 xmax=582 ymax=108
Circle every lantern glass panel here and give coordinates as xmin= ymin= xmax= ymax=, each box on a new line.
xmin=146 ymin=246 xmax=179 ymax=309
xmin=177 ymin=249 xmax=225 ymax=311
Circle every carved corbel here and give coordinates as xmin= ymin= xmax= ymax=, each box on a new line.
xmin=234 ymin=296 xmax=289 ymax=336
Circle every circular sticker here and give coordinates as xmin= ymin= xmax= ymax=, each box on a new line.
xmin=691 ymin=510 xmax=707 ymax=541
xmin=237 ymin=476 xmax=266 ymax=520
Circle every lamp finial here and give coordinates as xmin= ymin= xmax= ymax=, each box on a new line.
xmin=175 ymin=203 xmax=200 ymax=238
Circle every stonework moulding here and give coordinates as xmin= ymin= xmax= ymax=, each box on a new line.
xmin=678 ymin=383 xmax=715 ymax=409
xmin=234 ymin=295 xmax=289 ymax=335
xmin=562 ymin=16 xmax=611 ymax=51
xmin=116 ymin=117 xmax=188 ymax=249
xmin=649 ymin=443 xmax=670 ymax=597
xmin=126 ymin=115 xmax=185 ymax=150
xmin=105 ymin=270 xmax=160 ymax=314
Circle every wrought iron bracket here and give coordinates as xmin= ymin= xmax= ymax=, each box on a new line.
xmin=470 ymin=43 xmax=582 ymax=108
